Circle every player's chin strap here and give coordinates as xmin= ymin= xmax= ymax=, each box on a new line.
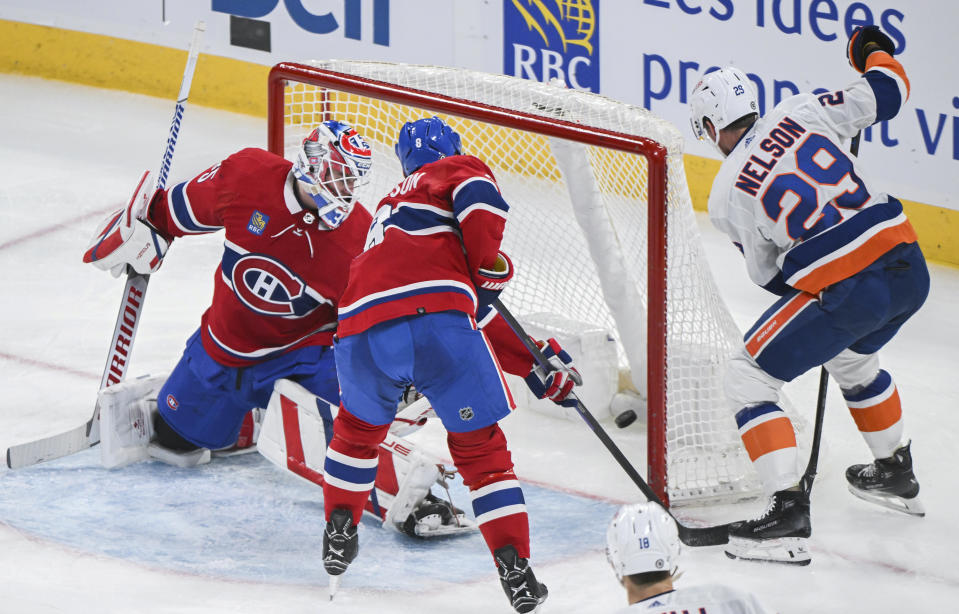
xmin=257 ymin=379 xmax=477 ymax=538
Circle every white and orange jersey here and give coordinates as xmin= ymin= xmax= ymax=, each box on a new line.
xmin=708 ymin=52 xmax=915 ymax=295
xmin=614 ymin=584 xmax=775 ymax=614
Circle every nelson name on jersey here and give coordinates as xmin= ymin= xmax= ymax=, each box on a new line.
xmin=734 ymin=116 xmax=807 ymax=197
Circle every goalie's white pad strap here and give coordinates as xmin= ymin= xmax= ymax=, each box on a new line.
xmin=389 ymin=395 xmax=435 ymax=437
xmin=99 ymin=373 xmax=166 ymax=468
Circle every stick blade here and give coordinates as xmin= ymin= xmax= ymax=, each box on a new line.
xmin=678 ymin=522 xmax=731 ymax=547
xmin=6 ymin=423 xmax=92 ymax=469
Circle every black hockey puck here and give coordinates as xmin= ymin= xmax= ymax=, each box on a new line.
xmin=615 ymin=409 xmax=637 ymax=429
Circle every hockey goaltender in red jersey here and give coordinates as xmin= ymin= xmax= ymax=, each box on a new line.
xmin=320 ymin=116 xmax=583 ymax=612
xmin=82 ymin=120 xmax=483 ymax=537
xmin=688 ymin=25 xmax=928 ymax=565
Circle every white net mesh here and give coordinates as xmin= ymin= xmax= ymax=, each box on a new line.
xmin=273 ymin=60 xmax=800 ymax=504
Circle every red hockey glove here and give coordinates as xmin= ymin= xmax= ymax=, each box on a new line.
xmin=847 ymin=25 xmax=895 ymax=73
xmin=473 ymin=250 xmax=514 ymax=310
xmin=524 ymin=338 xmax=581 ymax=407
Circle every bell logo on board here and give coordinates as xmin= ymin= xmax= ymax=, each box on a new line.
xmin=213 ymin=0 xmax=390 ymax=46
xmin=504 ymin=0 xmax=599 ymax=92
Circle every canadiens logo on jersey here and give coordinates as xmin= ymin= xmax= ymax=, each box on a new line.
xmin=247 ymin=210 xmax=269 ymax=235
xmin=222 ymin=243 xmax=331 ymax=318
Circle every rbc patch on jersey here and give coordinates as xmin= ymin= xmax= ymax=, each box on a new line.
xmin=247 ymin=211 xmax=269 ymax=235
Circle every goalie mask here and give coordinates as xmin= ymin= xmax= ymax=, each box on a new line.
xmin=689 ymin=66 xmax=759 ymax=156
xmin=395 ymin=116 xmax=463 ymax=177
xmin=293 ymin=120 xmax=372 ymax=230
xmin=605 ymin=502 xmax=681 ymax=581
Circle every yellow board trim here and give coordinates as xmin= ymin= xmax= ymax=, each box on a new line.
xmin=1 ymin=18 xmax=955 ymax=265
xmin=0 ymin=20 xmax=267 ymax=117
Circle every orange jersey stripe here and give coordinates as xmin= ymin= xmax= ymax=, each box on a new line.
xmin=866 ymin=51 xmax=910 ymax=99
xmin=791 ymin=220 xmax=918 ymax=294
xmin=745 ymin=292 xmax=817 ymax=357
xmin=850 ymin=387 xmax=903 ymax=433
xmin=741 ymin=416 xmax=797 ymax=462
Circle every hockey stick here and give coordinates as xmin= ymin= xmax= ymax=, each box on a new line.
xmin=6 ymin=22 xmax=206 ymax=470
xmin=491 ymin=298 xmax=730 ymax=547
xmin=798 ymin=132 xmax=860 ymax=493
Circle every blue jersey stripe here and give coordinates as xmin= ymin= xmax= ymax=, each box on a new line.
xmin=471 ymin=486 xmax=526 ymax=517
xmin=864 ymin=71 xmax=903 ymax=123
xmin=338 ymin=284 xmax=476 ymax=320
xmin=385 ymin=206 xmax=457 ymax=234
xmin=171 ymin=182 xmax=221 ymax=233
xmin=452 ymin=180 xmax=509 ymax=220
xmin=782 ymin=199 xmax=904 ymax=282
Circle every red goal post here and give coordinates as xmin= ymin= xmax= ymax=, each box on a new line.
xmin=267 ymin=60 xmax=797 ymax=506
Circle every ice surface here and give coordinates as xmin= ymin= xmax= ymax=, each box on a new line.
xmin=1 ymin=74 xmax=958 ymax=613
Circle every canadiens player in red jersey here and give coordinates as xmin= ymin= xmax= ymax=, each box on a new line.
xmin=320 ymin=116 xmax=581 ymax=612
xmin=688 ymin=26 xmax=928 ymax=565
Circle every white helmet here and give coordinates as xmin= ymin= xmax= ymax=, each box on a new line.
xmin=689 ymin=67 xmax=759 ymax=154
xmin=605 ymin=502 xmax=681 ymax=581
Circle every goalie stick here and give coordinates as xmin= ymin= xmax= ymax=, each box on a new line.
xmin=6 ymin=22 xmax=206 ymax=470
xmin=491 ymin=298 xmax=731 ymax=547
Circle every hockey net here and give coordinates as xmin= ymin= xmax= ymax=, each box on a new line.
xmin=267 ymin=61 xmax=802 ymax=506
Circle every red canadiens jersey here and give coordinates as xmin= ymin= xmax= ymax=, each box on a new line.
xmin=336 ymin=155 xmax=509 ymax=338
xmin=146 ymin=148 xmax=372 ymax=367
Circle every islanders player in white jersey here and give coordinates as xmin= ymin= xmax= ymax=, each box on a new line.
xmin=606 ymin=502 xmax=775 ymax=613
xmin=82 ymin=121 xmax=483 ymax=537
xmin=689 ymin=25 xmax=928 ymax=565
xmin=321 ymin=116 xmax=581 ymax=612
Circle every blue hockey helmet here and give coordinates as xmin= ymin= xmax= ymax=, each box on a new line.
xmin=293 ymin=120 xmax=373 ymax=229
xmin=394 ymin=116 xmax=463 ymax=177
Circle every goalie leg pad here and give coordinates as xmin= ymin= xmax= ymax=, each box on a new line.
xmin=99 ymin=374 xmax=167 ymax=468
xmin=257 ymin=379 xmax=334 ymax=486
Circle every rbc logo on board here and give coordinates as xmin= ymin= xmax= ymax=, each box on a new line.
xmin=504 ymin=0 xmax=599 ymax=92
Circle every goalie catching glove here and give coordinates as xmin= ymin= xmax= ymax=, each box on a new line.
xmin=524 ymin=337 xmax=581 ymax=407
xmin=83 ymin=170 xmax=169 ymax=277
xmin=847 ymin=25 xmax=896 ymax=73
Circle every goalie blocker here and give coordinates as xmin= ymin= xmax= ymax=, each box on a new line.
xmin=257 ymin=379 xmax=477 ymax=538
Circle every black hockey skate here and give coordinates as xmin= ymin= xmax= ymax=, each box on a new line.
xmin=323 ymin=509 xmax=358 ymax=599
xmin=725 ymin=488 xmax=811 ymax=566
xmin=494 ymin=545 xmax=548 ymax=613
xmin=846 ymin=441 xmax=925 ymax=517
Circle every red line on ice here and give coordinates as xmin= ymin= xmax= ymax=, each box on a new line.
xmin=0 ymin=206 xmax=115 ymax=252
xmin=0 ymin=351 xmax=98 ymax=380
